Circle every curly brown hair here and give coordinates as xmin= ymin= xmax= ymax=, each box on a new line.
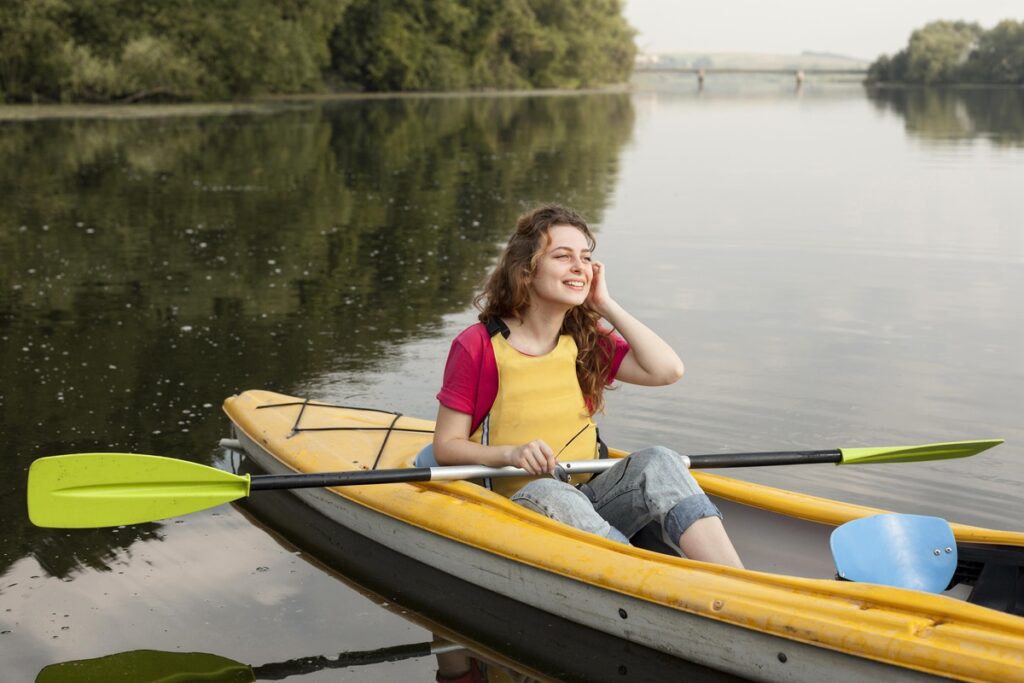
xmin=475 ymin=204 xmax=615 ymax=413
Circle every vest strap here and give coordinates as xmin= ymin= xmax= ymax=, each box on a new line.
xmin=596 ymin=427 xmax=609 ymax=460
xmin=481 ymin=414 xmax=493 ymax=490
xmin=485 ymin=317 xmax=511 ymax=339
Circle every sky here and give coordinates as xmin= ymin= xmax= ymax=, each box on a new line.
xmin=623 ymin=1 xmax=1023 ymax=60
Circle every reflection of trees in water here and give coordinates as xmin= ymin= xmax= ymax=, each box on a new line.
xmin=0 ymin=94 xmax=634 ymax=577
xmin=29 ymin=524 xmax=165 ymax=581
xmin=866 ymin=87 xmax=1024 ymax=146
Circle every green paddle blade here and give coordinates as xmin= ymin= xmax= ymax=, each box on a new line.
xmin=28 ymin=453 xmax=251 ymax=529
xmin=36 ymin=649 xmax=253 ymax=683
xmin=839 ymin=439 xmax=1004 ymax=465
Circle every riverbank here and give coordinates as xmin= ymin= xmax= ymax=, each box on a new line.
xmin=866 ymin=82 xmax=1024 ymax=89
xmin=0 ymin=85 xmax=631 ymax=121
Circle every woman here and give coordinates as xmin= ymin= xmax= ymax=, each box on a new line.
xmin=422 ymin=204 xmax=742 ymax=567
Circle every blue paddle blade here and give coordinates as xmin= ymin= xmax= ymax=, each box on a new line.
xmin=830 ymin=514 xmax=957 ymax=593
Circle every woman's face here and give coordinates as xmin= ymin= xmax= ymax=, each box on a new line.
xmin=529 ymin=224 xmax=593 ymax=308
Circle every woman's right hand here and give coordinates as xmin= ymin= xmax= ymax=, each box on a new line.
xmin=507 ymin=440 xmax=557 ymax=475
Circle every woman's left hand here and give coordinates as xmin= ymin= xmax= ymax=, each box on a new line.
xmin=587 ymin=260 xmax=615 ymax=315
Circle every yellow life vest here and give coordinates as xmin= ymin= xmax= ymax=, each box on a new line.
xmin=470 ymin=331 xmax=598 ymax=497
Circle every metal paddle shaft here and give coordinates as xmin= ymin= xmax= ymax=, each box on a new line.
xmin=249 ymin=459 xmax=620 ymax=491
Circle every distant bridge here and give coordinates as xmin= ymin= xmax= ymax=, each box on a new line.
xmin=634 ymin=66 xmax=867 ymax=85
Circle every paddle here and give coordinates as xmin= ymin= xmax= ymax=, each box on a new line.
xmin=27 ymin=439 xmax=1002 ymax=529
xmin=36 ymin=640 xmax=464 ymax=682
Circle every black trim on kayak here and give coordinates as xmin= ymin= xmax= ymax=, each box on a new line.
xmin=287 ymin=397 xmax=310 ymax=437
xmin=256 ymin=401 xmax=435 ymax=443
xmin=372 ymin=412 xmax=403 ymax=470
xmin=288 ymin=426 xmax=434 ymax=433
xmin=257 ymin=399 xmax=399 ymax=415
xmin=260 ymin=399 xmax=431 ymax=471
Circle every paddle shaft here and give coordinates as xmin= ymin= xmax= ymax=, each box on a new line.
xmin=247 ymin=449 xmax=844 ymax=491
xmin=689 ymin=449 xmax=842 ymax=468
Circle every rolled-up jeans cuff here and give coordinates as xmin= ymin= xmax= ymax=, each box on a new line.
xmin=413 ymin=443 xmax=439 ymax=467
xmin=663 ymin=494 xmax=722 ymax=541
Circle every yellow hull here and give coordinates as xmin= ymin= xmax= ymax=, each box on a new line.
xmin=224 ymin=390 xmax=1024 ymax=682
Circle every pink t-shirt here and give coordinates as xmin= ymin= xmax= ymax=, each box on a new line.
xmin=437 ymin=322 xmax=631 ymax=434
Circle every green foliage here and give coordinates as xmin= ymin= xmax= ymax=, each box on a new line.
xmin=905 ymin=21 xmax=983 ymax=83
xmin=143 ymin=0 xmax=349 ymax=99
xmin=868 ymin=19 xmax=1023 ymax=84
xmin=0 ymin=0 xmax=72 ymax=101
xmin=330 ymin=0 xmax=478 ymax=90
xmin=61 ymin=36 xmax=201 ymax=101
xmin=0 ymin=0 xmax=635 ymax=102
xmin=329 ymin=0 xmax=636 ymax=91
xmin=964 ymin=19 xmax=1024 ymax=84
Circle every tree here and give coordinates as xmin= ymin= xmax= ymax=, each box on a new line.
xmin=0 ymin=0 xmax=71 ymax=101
xmin=328 ymin=0 xmax=636 ymax=91
xmin=865 ymin=19 xmax=1024 ymax=85
xmin=964 ymin=19 xmax=1024 ymax=84
xmin=0 ymin=0 xmax=636 ymax=101
xmin=904 ymin=21 xmax=983 ymax=84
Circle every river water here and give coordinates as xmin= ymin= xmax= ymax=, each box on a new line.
xmin=2 ymin=79 xmax=1022 ymax=681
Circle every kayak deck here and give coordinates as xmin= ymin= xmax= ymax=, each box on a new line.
xmin=224 ymin=389 xmax=1024 ymax=682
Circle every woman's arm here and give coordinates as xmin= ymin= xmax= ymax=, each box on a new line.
xmin=588 ymin=261 xmax=685 ymax=387
xmin=433 ymin=404 xmax=557 ymax=474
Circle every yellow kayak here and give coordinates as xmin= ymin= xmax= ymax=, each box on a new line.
xmin=224 ymin=389 xmax=1024 ymax=682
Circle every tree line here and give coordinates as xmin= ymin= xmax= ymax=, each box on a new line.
xmin=0 ymin=0 xmax=636 ymax=103
xmin=868 ymin=19 xmax=1024 ymax=85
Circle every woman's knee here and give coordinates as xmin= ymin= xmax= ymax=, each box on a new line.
xmin=413 ymin=443 xmax=440 ymax=467
xmin=629 ymin=445 xmax=680 ymax=468
xmin=621 ymin=446 xmax=711 ymax=522
xmin=630 ymin=446 xmax=698 ymax=484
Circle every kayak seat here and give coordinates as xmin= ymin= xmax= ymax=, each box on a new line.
xmin=830 ymin=514 xmax=957 ymax=593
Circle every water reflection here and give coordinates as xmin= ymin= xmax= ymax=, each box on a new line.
xmin=37 ymin=635 xmax=712 ymax=682
xmin=37 ymin=640 xmax=467 ymax=682
xmin=1 ymin=93 xmax=634 ymax=579
xmin=867 ymin=87 xmax=1024 ymax=145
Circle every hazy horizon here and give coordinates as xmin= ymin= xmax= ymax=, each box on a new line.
xmin=625 ymin=1 xmax=1022 ymax=61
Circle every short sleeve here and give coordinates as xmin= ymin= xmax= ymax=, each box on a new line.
xmin=437 ymin=338 xmax=481 ymax=415
xmin=604 ymin=331 xmax=631 ymax=384
xmin=436 ymin=323 xmax=498 ymax=434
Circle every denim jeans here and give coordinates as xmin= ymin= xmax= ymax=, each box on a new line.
xmin=510 ymin=446 xmax=721 ymax=555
